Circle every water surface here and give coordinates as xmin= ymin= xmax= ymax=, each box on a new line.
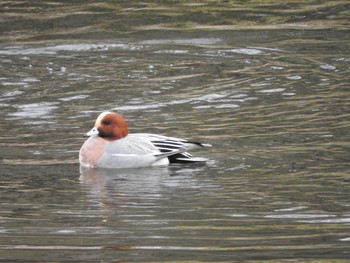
xmin=1 ymin=1 xmax=350 ymax=262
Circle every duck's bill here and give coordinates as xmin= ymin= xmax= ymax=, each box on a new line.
xmin=84 ymin=127 xmax=99 ymax=138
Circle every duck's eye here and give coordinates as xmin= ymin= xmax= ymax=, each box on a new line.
xmin=103 ymin=120 xmax=111 ymax=125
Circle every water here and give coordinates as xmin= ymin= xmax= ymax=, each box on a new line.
xmin=1 ymin=1 xmax=350 ymax=262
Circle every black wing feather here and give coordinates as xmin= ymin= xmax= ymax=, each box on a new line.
xmin=151 ymin=139 xmax=207 ymax=163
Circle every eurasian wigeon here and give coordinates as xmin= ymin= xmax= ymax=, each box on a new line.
xmin=79 ymin=111 xmax=211 ymax=169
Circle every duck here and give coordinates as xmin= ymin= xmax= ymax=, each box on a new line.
xmin=79 ymin=111 xmax=211 ymax=169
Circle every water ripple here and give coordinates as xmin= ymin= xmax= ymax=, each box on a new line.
xmin=0 ymin=43 xmax=145 ymax=55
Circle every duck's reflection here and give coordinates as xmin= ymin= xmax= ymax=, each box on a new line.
xmin=79 ymin=166 xmax=171 ymax=211
xmin=79 ymin=164 xmax=216 ymax=217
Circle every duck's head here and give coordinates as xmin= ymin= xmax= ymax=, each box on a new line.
xmin=85 ymin=111 xmax=128 ymax=140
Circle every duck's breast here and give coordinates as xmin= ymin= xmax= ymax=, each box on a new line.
xmin=79 ymin=136 xmax=107 ymax=168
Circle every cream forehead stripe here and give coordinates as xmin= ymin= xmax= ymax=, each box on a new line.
xmin=95 ymin=111 xmax=111 ymax=125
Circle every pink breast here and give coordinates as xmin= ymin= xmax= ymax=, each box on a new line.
xmin=79 ymin=136 xmax=107 ymax=168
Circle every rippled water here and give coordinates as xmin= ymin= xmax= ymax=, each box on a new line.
xmin=1 ymin=1 xmax=350 ymax=262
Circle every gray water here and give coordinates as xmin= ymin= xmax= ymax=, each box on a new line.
xmin=1 ymin=1 xmax=350 ymax=262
